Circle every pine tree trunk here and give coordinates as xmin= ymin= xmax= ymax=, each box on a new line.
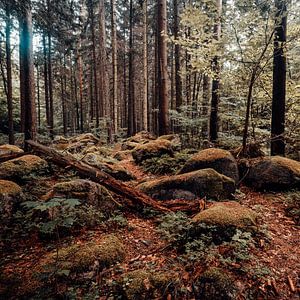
xmin=157 ymin=0 xmax=169 ymax=136
xmin=42 ymin=32 xmax=50 ymax=129
xmin=209 ymin=0 xmax=222 ymax=143
xmin=5 ymin=5 xmax=14 ymax=144
xmin=19 ymin=1 xmax=36 ymax=150
xmin=271 ymin=0 xmax=287 ymax=156
xmin=47 ymin=32 xmax=54 ymax=138
xmin=142 ymin=0 xmax=148 ymax=131
xmin=36 ymin=63 xmax=41 ymax=129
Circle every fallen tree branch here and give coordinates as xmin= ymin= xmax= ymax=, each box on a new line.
xmin=26 ymin=140 xmax=170 ymax=213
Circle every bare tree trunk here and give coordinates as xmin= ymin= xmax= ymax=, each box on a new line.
xmin=47 ymin=32 xmax=54 ymax=138
xmin=157 ymin=0 xmax=169 ymax=136
xmin=142 ymin=0 xmax=148 ymax=131
xmin=42 ymin=32 xmax=50 ymax=130
xmin=209 ymin=0 xmax=222 ymax=143
xmin=19 ymin=1 xmax=36 ymax=150
xmin=5 ymin=5 xmax=14 ymax=144
xmin=271 ymin=0 xmax=287 ymax=156
xmin=77 ymin=45 xmax=84 ymax=133
xmin=19 ymin=21 xmax=25 ymax=133
xmin=111 ymin=0 xmax=118 ymax=134
xmin=36 ymin=63 xmax=41 ymax=129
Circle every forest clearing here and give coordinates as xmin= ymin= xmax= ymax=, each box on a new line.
xmin=0 ymin=0 xmax=299 ymax=299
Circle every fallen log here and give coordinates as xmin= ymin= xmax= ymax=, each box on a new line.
xmin=26 ymin=140 xmax=170 ymax=213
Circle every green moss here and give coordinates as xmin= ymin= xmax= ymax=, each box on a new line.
xmin=193 ymin=202 xmax=258 ymax=230
xmin=48 ymin=234 xmax=125 ymax=272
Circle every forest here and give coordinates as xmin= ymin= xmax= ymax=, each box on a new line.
xmin=0 ymin=0 xmax=299 ymax=299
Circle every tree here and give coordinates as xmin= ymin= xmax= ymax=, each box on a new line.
xmin=271 ymin=0 xmax=287 ymax=156
xmin=19 ymin=0 xmax=36 ymax=148
xmin=142 ymin=0 xmax=148 ymax=131
xmin=157 ymin=0 xmax=169 ymax=135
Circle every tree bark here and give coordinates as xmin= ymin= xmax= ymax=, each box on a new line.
xmin=157 ymin=0 xmax=169 ymax=135
xmin=26 ymin=140 xmax=170 ymax=213
xmin=42 ymin=32 xmax=50 ymax=129
xmin=271 ymin=0 xmax=287 ymax=156
xmin=142 ymin=0 xmax=148 ymax=131
xmin=19 ymin=1 xmax=36 ymax=150
xmin=5 ymin=5 xmax=14 ymax=144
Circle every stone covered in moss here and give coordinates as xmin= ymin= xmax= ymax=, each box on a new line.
xmin=0 ymin=144 xmax=24 ymax=157
xmin=52 ymin=179 xmax=118 ymax=212
xmin=0 ymin=155 xmax=48 ymax=180
xmin=194 ymin=267 xmax=237 ymax=300
xmin=120 ymin=269 xmax=175 ymax=300
xmin=193 ymin=202 xmax=257 ymax=230
xmin=138 ymin=169 xmax=235 ymax=200
xmin=48 ymin=234 xmax=125 ymax=272
xmin=82 ymin=153 xmax=135 ymax=181
xmin=132 ymin=139 xmax=174 ymax=164
xmin=0 ymin=180 xmax=23 ymax=218
xmin=243 ymin=156 xmax=300 ymax=190
xmin=178 ymin=148 xmax=239 ymax=183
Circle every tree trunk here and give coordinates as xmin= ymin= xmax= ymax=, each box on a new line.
xmin=142 ymin=0 xmax=148 ymax=131
xmin=111 ymin=0 xmax=118 ymax=134
xmin=36 ymin=63 xmax=41 ymax=129
xmin=47 ymin=32 xmax=54 ymax=138
xmin=157 ymin=0 xmax=169 ymax=136
xmin=19 ymin=1 xmax=36 ymax=150
xmin=42 ymin=32 xmax=50 ymax=129
xmin=202 ymin=74 xmax=211 ymax=138
xmin=5 ymin=5 xmax=14 ymax=144
xmin=271 ymin=0 xmax=287 ymax=156
xmin=209 ymin=0 xmax=222 ymax=143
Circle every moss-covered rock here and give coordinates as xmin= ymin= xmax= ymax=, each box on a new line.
xmin=193 ymin=267 xmax=237 ymax=300
xmin=119 ymin=269 xmax=175 ymax=300
xmin=127 ymin=131 xmax=156 ymax=144
xmin=52 ymin=179 xmax=118 ymax=212
xmin=138 ymin=169 xmax=235 ymax=200
xmin=242 ymin=156 xmax=300 ymax=190
xmin=0 ymin=155 xmax=48 ymax=180
xmin=0 ymin=180 xmax=23 ymax=218
xmin=193 ymin=202 xmax=258 ymax=231
xmin=47 ymin=234 xmax=125 ymax=272
xmin=178 ymin=148 xmax=239 ymax=183
xmin=157 ymin=134 xmax=181 ymax=150
xmin=82 ymin=153 xmax=135 ymax=181
xmin=113 ymin=150 xmax=133 ymax=161
xmin=132 ymin=139 xmax=174 ymax=164
xmin=0 ymin=144 xmax=24 ymax=157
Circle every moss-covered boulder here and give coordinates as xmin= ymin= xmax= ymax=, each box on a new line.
xmin=127 ymin=131 xmax=156 ymax=144
xmin=0 ymin=155 xmax=48 ymax=180
xmin=0 ymin=180 xmax=23 ymax=218
xmin=82 ymin=153 xmax=135 ymax=181
xmin=138 ymin=169 xmax=235 ymax=200
xmin=0 ymin=144 xmax=24 ymax=157
xmin=193 ymin=202 xmax=258 ymax=231
xmin=119 ymin=269 xmax=175 ymax=300
xmin=242 ymin=156 xmax=300 ymax=190
xmin=193 ymin=268 xmax=237 ymax=300
xmin=51 ymin=179 xmax=118 ymax=212
xmin=132 ymin=139 xmax=174 ymax=164
xmin=47 ymin=234 xmax=125 ymax=272
xmin=157 ymin=134 xmax=181 ymax=150
xmin=178 ymin=148 xmax=239 ymax=183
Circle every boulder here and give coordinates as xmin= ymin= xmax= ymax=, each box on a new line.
xmin=46 ymin=234 xmax=125 ymax=272
xmin=193 ymin=202 xmax=257 ymax=231
xmin=0 ymin=144 xmax=24 ymax=157
xmin=82 ymin=153 xmax=135 ymax=181
xmin=193 ymin=267 xmax=237 ymax=300
xmin=132 ymin=139 xmax=174 ymax=164
xmin=242 ymin=156 xmax=300 ymax=190
xmin=0 ymin=155 xmax=48 ymax=180
xmin=0 ymin=180 xmax=23 ymax=218
xmin=127 ymin=131 xmax=156 ymax=144
xmin=157 ymin=134 xmax=181 ymax=150
xmin=51 ymin=179 xmax=118 ymax=212
xmin=178 ymin=148 xmax=239 ymax=183
xmin=138 ymin=169 xmax=235 ymax=200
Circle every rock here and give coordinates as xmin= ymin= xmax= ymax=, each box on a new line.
xmin=132 ymin=139 xmax=174 ymax=164
xmin=138 ymin=169 xmax=235 ymax=200
xmin=52 ymin=179 xmax=118 ymax=212
xmin=0 ymin=144 xmax=24 ymax=157
xmin=82 ymin=153 xmax=135 ymax=181
xmin=46 ymin=234 xmax=125 ymax=272
xmin=193 ymin=267 xmax=237 ymax=300
xmin=193 ymin=202 xmax=257 ymax=231
xmin=157 ymin=134 xmax=181 ymax=150
xmin=113 ymin=150 xmax=133 ymax=161
xmin=121 ymin=141 xmax=141 ymax=151
xmin=178 ymin=148 xmax=239 ymax=183
xmin=70 ymin=133 xmax=99 ymax=144
xmin=0 ymin=155 xmax=48 ymax=180
xmin=119 ymin=269 xmax=174 ymax=300
xmin=81 ymin=145 xmax=112 ymax=157
xmin=0 ymin=180 xmax=23 ymax=218
xmin=242 ymin=156 xmax=300 ymax=190
xmin=127 ymin=131 xmax=156 ymax=143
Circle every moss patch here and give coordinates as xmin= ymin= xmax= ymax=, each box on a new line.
xmin=193 ymin=202 xmax=258 ymax=230
xmin=0 ymin=180 xmax=22 ymax=196
xmin=0 ymin=155 xmax=48 ymax=179
xmin=0 ymin=144 xmax=24 ymax=156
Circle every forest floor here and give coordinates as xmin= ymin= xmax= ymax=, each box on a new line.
xmin=0 ymin=143 xmax=299 ymax=299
